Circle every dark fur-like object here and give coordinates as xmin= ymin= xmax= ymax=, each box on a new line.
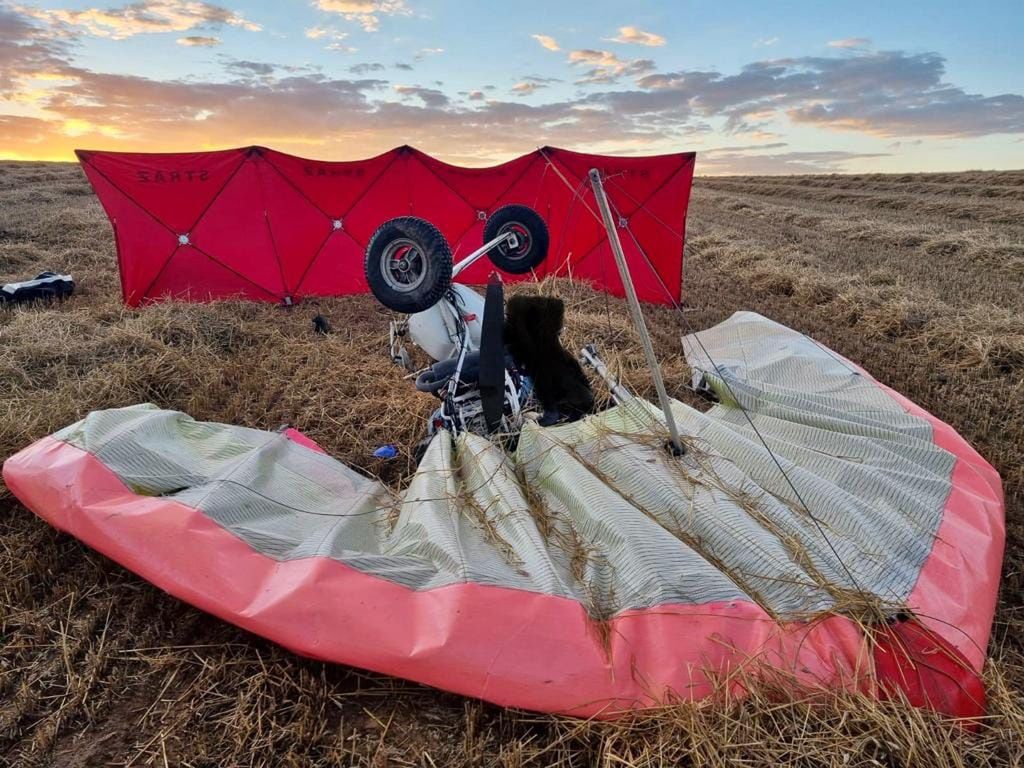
xmin=312 ymin=314 xmax=331 ymax=335
xmin=505 ymin=295 xmax=594 ymax=423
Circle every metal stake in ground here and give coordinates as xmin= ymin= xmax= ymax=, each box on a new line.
xmin=588 ymin=168 xmax=685 ymax=456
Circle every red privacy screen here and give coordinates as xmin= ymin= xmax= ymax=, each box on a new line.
xmin=76 ymin=145 xmax=696 ymax=306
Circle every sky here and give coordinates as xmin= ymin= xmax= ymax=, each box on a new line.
xmin=1 ymin=0 xmax=1023 ymax=173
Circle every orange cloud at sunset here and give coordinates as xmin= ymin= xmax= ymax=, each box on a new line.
xmin=16 ymin=0 xmax=260 ymax=39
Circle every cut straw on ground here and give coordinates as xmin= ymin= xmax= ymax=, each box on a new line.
xmin=1 ymin=161 xmax=1023 ymax=766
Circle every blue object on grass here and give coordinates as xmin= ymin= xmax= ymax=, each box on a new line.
xmin=373 ymin=444 xmax=398 ymax=459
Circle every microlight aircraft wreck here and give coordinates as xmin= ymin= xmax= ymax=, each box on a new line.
xmin=3 ymin=146 xmax=1004 ymax=721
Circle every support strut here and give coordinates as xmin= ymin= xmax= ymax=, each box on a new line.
xmin=588 ymin=168 xmax=685 ymax=456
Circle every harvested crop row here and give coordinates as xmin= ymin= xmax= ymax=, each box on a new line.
xmin=690 ymin=191 xmax=1024 ymax=313
xmin=700 ymin=177 xmax=1024 ymax=225
xmin=702 ymin=174 xmax=1024 ymax=201
xmin=703 ymin=169 xmax=1024 ymax=188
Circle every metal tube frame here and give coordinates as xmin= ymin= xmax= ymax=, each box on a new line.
xmin=580 ymin=345 xmax=633 ymax=404
xmin=451 ymin=231 xmax=519 ymax=278
xmin=588 ymin=168 xmax=685 ymax=455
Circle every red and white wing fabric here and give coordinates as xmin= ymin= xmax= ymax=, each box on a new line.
xmin=3 ymin=313 xmax=1003 ymax=720
xmin=76 ymin=146 xmax=696 ymax=306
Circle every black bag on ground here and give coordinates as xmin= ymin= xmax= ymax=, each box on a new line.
xmin=1 ymin=272 xmax=74 ymax=305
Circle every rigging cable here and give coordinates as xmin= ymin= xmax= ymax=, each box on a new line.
xmin=537 ymin=155 xmax=865 ymax=595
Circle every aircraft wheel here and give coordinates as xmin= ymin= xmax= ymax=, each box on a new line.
xmin=483 ymin=205 xmax=549 ymax=275
xmin=365 ymin=217 xmax=453 ymax=313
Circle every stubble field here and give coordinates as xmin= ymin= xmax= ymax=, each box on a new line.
xmin=1 ymin=162 xmax=1023 ymax=766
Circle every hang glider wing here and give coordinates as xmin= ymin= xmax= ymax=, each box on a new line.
xmin=76 ymin=146 xmax=696 ymax=307
xmin=3 ymin=313 xmax=1002 ymax=719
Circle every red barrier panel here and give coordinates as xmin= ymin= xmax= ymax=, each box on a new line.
xmin=76 ymin=146 xmax=696 ymax=306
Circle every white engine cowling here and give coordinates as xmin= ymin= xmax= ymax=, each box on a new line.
xmin=407 ymin=283 xmax=484 ymax=361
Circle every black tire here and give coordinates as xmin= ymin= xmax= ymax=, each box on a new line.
xmin=365 ymin=217 xmax=453 ymax=313
xmin=483 ymin=205 xmax=549 ymax=275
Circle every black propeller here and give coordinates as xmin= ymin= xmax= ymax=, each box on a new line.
xmin=477 ymin=273 xmax=506 ymax=434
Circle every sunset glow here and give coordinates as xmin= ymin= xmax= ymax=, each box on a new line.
xmin=1 ymin=1 xmax=1022 ymax=172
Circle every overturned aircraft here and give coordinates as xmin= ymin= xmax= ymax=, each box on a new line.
xmin=3 ymin=146 xmax=1004 ymax=721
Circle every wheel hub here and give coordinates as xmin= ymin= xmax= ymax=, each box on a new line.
xmin=498 ymin=223 xmax=531 ymax=260
xmin=381 ymin=238 xmax=427 ymax=292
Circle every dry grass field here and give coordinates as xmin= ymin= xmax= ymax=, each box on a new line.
xmin=1 ymin=161 xmax=1023 ymax=766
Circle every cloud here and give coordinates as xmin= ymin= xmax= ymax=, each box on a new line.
xmin=224 ymin=59 xmax=275 ymax=77
xmin=305 ymin=26 xmax=348 ymax=40
xmin=887 ymin=139 xmax=924 ymax=150
xmin=307 ymin=24 xmax=353 ymax=50
xmin=393 ymin=62 xmax=413 ymax=70
xmin=0 ymin=45 xmax=677 ymax=162
xmin=0 ymin=8 xmax=72 ymax=91
xmin=605 ymin=26 xmax=665 ymax=47
xmin=754 ymin=37 xmax=779 ymax=48
xmin=350 ymin=62 xmax=385 ymax=74
xmin=531 ymin=33 xmax=560 ymax=52
xmin=17 ymin=0 xmax=260 ymax=40
xmin=703 ymin=142 xmax=789 ymax=153
xmin=177 ymin=35 xmax=220 ymax=46
xmin=635 ymin=50 xmax=1024 ymax=138
xmin=466 ymin=89 xmax=484 ymax=101
xmin=568 ymin=49 xmax=655 ymax=84
xmin=513 ymin=74 xmax=561 ymax=90
xmin=0 ymin=113 xmax=56 ymax=142
xmin=699 ymin=148 xmax=889 ymax=175
xmin=313 ymin=0 xmax=410 ymax=32
xmin=393 ymin=84 xmax=449 ymax=108
xmin=512 ymin=81 xmax=545 ymax=96
xmin=828 ymin=37 xmax=870 ymax=49
xmin=413 ymin=47 xmax=443 ymax=61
